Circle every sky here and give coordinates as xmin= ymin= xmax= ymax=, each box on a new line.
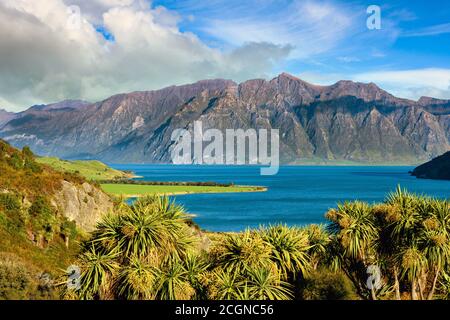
xmin=0 ymin=0 xmax=449 ymax=111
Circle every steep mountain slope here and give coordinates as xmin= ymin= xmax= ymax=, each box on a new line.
xmin=1 ymin=73 xmax=449 ymax=164
xmin=0 ymin=108 xmax=17 ymax=127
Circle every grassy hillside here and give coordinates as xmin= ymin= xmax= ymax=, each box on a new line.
xmin=36 ymin=157 xmax=132 ymax=181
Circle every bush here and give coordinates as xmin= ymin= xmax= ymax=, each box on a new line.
xmin=60 ymin=218 xmax=78 ymax=240
xmin=298 ymin=269 xmax=358 ymax=300
xmin=0 ymin=193 xmax=25 ymax=231
xmin=0 ymin=193 xmax=21 ymax=212
xmin=0 ymin=253 xmax=58 ymax=300
xmin=29 ymin=196 xmax=57 ymax=241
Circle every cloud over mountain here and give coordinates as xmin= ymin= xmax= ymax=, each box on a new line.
xmin=0 ymin=0 xmax=291 ymax=111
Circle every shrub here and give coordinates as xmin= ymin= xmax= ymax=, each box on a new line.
xmin=0 ymin=253 xmax=57 ymax=300
xmin=298 ymin=269 xmax=358 ymax=300
xmin=0 ymin=193 xmax=21 ymax=212
xmin=29 ymin=196 xmax=57 ymax=242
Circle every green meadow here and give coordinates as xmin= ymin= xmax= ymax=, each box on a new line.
xmin=36 ymin=157 xmax=132 ymax=180
xmin=100 ymin=183 xmax=266 ymax=197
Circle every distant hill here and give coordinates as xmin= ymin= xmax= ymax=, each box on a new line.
xmin=411 ymin=152 xmax=450 ymax=180
xmin=1 ymin=73 xmax=450 ymax=164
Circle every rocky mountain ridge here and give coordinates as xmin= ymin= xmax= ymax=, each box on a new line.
xmin=1 ymin=73 xmax=450 ymax=164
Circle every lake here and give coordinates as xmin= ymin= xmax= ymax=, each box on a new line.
xmin=110 ymin=165 xmax=450 ymax=232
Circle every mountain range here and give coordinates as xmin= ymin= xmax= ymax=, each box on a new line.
xmin=1 ymin=73 xmax=450 ymax=164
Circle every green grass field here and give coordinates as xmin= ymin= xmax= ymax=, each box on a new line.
xmin=100 ymin=183 xmax=266 ymax=197
xmin=36 ymin=157 xmax=132 ymax=180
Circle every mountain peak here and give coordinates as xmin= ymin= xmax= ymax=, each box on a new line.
xmin=277 ymin=72 xmax=301 ymax=81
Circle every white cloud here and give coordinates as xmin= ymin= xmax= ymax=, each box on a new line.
xmin=300 ymin=69 xmax=450 ymax=101
xmin=337 ymin=56 xmax=361 ymax=63
xmin=201 ymin=0 xmax=357 ymax=58
xmin=0 ymin=0 xmax=291 ymax=111
xmin=402 ymin=23 xmax=450 ymax=37
xmin=353 ymin=68 xmax=450 ymax=100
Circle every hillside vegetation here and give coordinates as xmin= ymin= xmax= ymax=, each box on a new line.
xmin=0 ymin=140 xmax=87 ymax=299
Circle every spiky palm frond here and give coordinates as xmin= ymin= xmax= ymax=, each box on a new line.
xmin=114 ymin=256 xmax=157 ymax=300
xmin=78 ymin=245 xmax=120 ymax=299
xmin=305 ymin=224 xmax=330 ymax=255
xmin=88 ymin=211 xmax=124 ymax=253
xmin=120 ymin=207 xmax=168 ymax=257
xmin=244 ymin=267 xmax=294 ymax=300
xmin=154 ymin=260 xmax=195 ymax=300
xmin=217 ymin=230 xmax=273 ymax=273
xmin=385 ymin=187 xmax=425 ymax=245
xmin=421 ymin=199 xmax=450 ymax=268
xmin=326 ymin=201 xmax=378 ymax=261
xmin=260 ymin=224 xmax=312 ymax=279
xmin=398 ymin=246 xmax=427 ymax=283
xmin=183 ymin=252 xmax=209 ymax=284
xmin=208 ymin=269 xmax=241 ymax=300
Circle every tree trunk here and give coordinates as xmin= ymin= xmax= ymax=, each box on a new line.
xmin=411 ymin=280 xmax=418 ymax=300
xmin=427 ymin=266 xmax=440 ymax=300
xmin=371 ymin=286 xmax=377 ymax=300
xmin=394 ymin=267 xmax=401 ymax=300
xmin=419 ymin=271 xmax=428 ymax=300
xmin=418 ymin=278 xmax=425 ymax=300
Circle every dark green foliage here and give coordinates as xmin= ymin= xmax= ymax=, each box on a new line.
xmin=299 ymin=269 xmax=358 ymax=300
xmin=23 ymin=148 xmax=42 ymax=173
xmin=0 ymin=193 xmax=25 ymax=231
xmin=60 ymin=218 xmax=78 ymax=239
xmin=8 ymin=152 xmax=23 ymax=170
xmin=29 ymin=196 xmax=57 ymax=240
xmin=0 ymin=193 xmax=21 ymax=212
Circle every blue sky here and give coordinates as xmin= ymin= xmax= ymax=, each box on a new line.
xmin=154 ymin=0 xmax=450 ymax=70
xmin=0 ymin=0 xmax=449 ymax=111
xmin=151 ymin=0 xmax=450 ymax=98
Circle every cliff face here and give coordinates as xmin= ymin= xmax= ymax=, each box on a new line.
xmin=51 ymin=181 xmax=113 ymax=232
xmin=412 ymin=152 xmax=450 ymax=180
xmin=1 ymin=73 xmax=450 ymax=164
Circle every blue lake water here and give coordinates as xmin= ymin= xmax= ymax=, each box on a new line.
xmin=109 ymin=165 xmax=450 ymax=232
